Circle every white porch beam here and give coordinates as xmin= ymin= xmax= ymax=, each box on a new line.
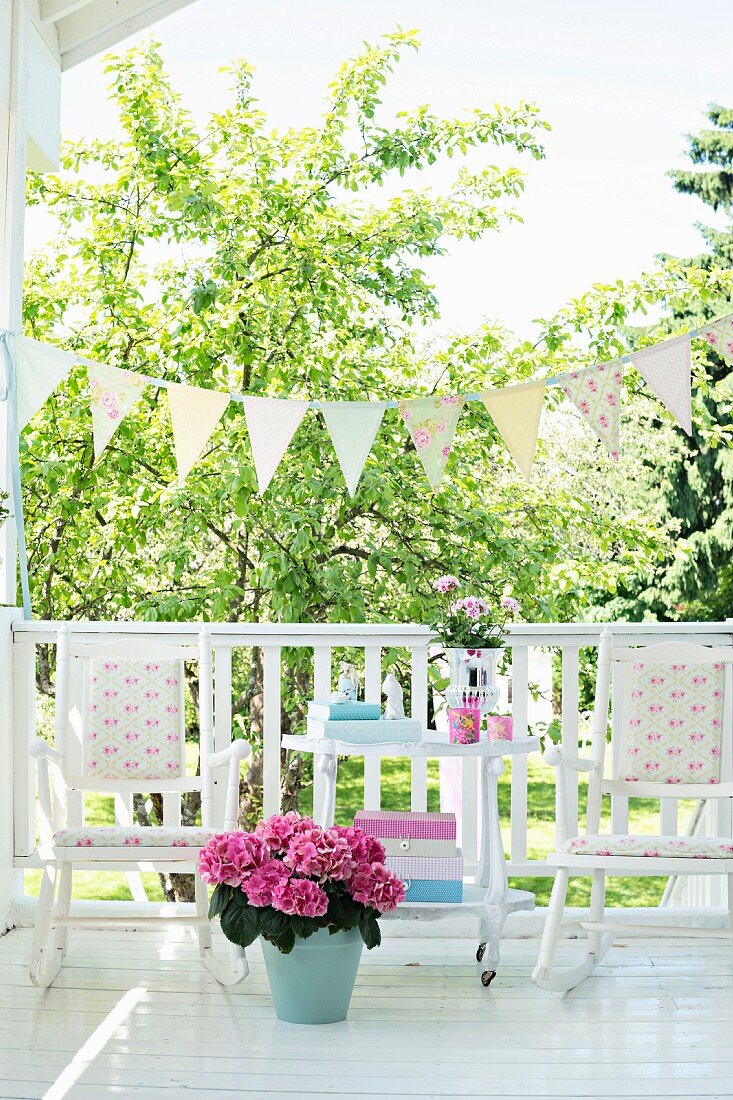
xmin=55 ymin=0 xmax=197 ymax=70
xmin=40 ymin=0 xmax=95 ymax=25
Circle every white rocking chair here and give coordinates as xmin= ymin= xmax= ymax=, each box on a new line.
xmin=533 ymin=629 xmax=733 ymax=993
xmin=29 ymin=623 xmax=251 ymax=988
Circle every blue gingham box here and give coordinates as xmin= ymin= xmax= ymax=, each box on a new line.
xmin=387 ymin=850 xmax=463 ymax=903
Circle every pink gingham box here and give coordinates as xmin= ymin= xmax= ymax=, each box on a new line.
xmin=386 ymin=851 xmax=463 ymax=881
xmin=353 ymin=810 xmax=456 ymax=841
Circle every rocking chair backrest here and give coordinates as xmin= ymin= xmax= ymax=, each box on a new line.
xmin=53 ymin=624 xmax=216 ymax=830
xmin=585 ymin=632 xmax=733 ymax=835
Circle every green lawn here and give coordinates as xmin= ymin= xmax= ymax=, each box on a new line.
xmin=25 ymin=753 xmax=681 ymax=908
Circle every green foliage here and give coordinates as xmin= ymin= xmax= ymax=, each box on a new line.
xmin=20 ymin=32 xmax=673 ymax=647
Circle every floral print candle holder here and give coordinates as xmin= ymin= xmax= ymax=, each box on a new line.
xmin=448 ymin=707 xmax=481 ymax=745
xmin=486 ymin=715 xmax=513 ymax=742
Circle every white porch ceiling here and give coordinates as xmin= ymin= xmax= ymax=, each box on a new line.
xmin=40 ymin=0 xmax=198 ymax=70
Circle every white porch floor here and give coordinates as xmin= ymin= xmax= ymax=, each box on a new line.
xmin=1 ymin=927 xmax=732 ymax=1099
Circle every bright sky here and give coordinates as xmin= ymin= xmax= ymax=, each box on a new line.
xmin=35 ymin=0 xmax=733 ymax=340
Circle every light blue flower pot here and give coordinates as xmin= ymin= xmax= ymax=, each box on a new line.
xmin=261 ymin=927 xmax=363 ymax=1024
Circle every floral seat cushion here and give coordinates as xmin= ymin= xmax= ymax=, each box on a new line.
xmin=52 ymin=826 xmax=217 ymax=848
xmin=565 ymin=834 xmax=733 ymax=859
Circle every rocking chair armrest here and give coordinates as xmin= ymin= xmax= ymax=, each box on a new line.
xmin=29 ymin=738 xmax=65 ymax=769
xmin=207 ymin=739 xmax=252 ymax=770
xmin=542 ymin=742 xmax=597 ymax=774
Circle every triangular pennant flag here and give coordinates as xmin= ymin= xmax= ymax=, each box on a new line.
xmin=166 ymin=382 xmax=230 ymax=485
xmin=320 ymin=401 xmax=387 ymax=496
xmin=87 ymin=361 xmax=147 ymax=460
xmin=398 ymin=395 xmax=465 ymax=489
xmin=481 ymin=380 xmax=546 ymax=479
xmin=559 ymin=362 xmax=622 ymax=458
xmin=242 ymin=395 xmax=309 ymax=494
xmin=699 ymin=315 xmax=733 ymax=367
xmin=631 ymin=334 xmax=692 ymax=435
xmin=12 ymin=334 xmax=75 ymax=429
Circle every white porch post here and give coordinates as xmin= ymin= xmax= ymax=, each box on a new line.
xmin=0 ymin=0 xmax=31 ymax=604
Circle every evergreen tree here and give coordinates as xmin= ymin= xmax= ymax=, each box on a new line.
xmin=603 ymin=104 xmax=733 ymax=622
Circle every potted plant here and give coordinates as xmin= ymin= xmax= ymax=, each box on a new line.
xmin=198 ymin=813 xmax=405 ymax=1023
xmin=431 ymin=575 xmax=520 ymax=708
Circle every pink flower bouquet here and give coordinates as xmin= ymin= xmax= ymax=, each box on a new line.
xmin=431 ymin=575 xmax=521 ymax=649
xmin=199 ymin=812 xmax=406 ymax=954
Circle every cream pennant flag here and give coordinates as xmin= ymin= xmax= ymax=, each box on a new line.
xmin=398 ymin=395 xmax=465 ymax=489
xmin=242 ymin=395 xmax=309 ymax=494
xmin=631 ymin=334 xmax=692 ymax=435
xmin=87 ymin=361 xmax=147 ymax=460
xmin=166 ymin=382 xmax=230 ymax=485
xmin=699 ymin=315 xmax=733 ymax=367
xmin=559 ymin=362 xmax=622 ymax=457
xmin=481 ymin=379 xmax=546 ymax=479
xmin=320 ymin=401 xmax=387 ymax=496
xmin=12 ymin=334 xmax=75 ymax=430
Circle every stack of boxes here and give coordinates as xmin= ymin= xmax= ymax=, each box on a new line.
xmin=353 ymin=810 xmax=463 ymax=903
xmin=307 ymin=699 xmax=423 ymax=744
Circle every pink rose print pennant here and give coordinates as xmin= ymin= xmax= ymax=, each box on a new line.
xmin=631 ymin=334 xmax=692 ymax=435
xmin=87 ymin=361 xmax=148 ymax=461
xmin=320 ymin=401 xmax=387 ymax=497
xmin=559 ymin=362 xmax=622 ymax=457
xmin=699 ymin=314 xmax=733 ymax=368
xmin=398 ymin=395 xmax=465 ymax=489
xmin=242 ymin=395 xmax=309 ymax=494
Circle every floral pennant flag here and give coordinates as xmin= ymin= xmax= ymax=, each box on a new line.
xmin=699 ymin=315 xmax=733 ymax=367
xmin=167 ymin=382 xmax=230 ymax=485
xmin=631 ymin=334 xmax=692 ymax=435
xmin=87 ymin=361 xmax=147 ymax=461
xmin=559 ymin=362 xmax=622 ymax=458
xmin=398 ymin=395 xmax=465 ymax=489
xmin=242 ymin=395 xmax=309 ymax=494
xmin=320 ymin=401 xmax=387 ymax=496
xmin=12 ymin=334 xmax=75 ymax=430
xmin=481 ymin=380 xmax=546 ymax=479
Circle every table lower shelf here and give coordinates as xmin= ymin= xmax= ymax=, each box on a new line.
xmin=381 ymin=885 xmax=534 ymax=920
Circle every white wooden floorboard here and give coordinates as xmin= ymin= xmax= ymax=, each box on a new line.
xmin=0 ymin=928 xmax=732 ymax=1098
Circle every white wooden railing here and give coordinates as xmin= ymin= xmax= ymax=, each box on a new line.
xmin=9 ymin=618 xmax=733 ymax=905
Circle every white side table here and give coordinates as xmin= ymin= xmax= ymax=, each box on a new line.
xmin=281 ymin=731 xmax=539 ymax=986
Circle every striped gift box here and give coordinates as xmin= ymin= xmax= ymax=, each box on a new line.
xmin=386 ymin=852 xmax=463 ymax=882
xmin=354 ymin=810 xmax=456 ymax=841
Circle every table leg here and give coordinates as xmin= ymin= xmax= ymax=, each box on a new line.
xmin=316 ymin=754 xmax=338 ymax=828
xmin=476 ymin=755 xmax=508 ymax=986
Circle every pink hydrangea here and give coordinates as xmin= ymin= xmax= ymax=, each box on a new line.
xmin=333 ymin=825 xmax=386 ymax=866
xmin=198 ymin=832 xmax=268 ymax=887
xmin=272 ymin=877 xmax=329 ymax=918
xmin=255 ymin=811 xmax=314 ymax=853
xmin=434 ymin=575 xmax=459 ymax=594
xmin=243 ymin=858 xmax=291 ymax=906
xmin=283 ymin=826 xmax=357 ymax=881
xmin=348 ymin=863 xmax=405 ymax=913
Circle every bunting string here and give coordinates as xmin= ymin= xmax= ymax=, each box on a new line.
xmin=2 ymin=312 xmax=731 ymax=506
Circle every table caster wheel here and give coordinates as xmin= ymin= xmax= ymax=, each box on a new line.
xmin=481 ymin=970 xmax=496 ymax=988
xmin=476 ymin=943 xmax=486 ymax=963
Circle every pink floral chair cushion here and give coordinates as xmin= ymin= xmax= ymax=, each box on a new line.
xmin=87 ymin=658 xmax=183 ymax=780
xmin=622 ymin=660 xmax=725 ymax=785
xmin=566 ymin=834 xmax=733 ymax=859
xmin=52 ymin=826 xmax=215 ymax=848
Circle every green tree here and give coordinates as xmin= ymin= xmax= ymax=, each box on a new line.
xmin=23 ymin=36 xmax=728 ymax=897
